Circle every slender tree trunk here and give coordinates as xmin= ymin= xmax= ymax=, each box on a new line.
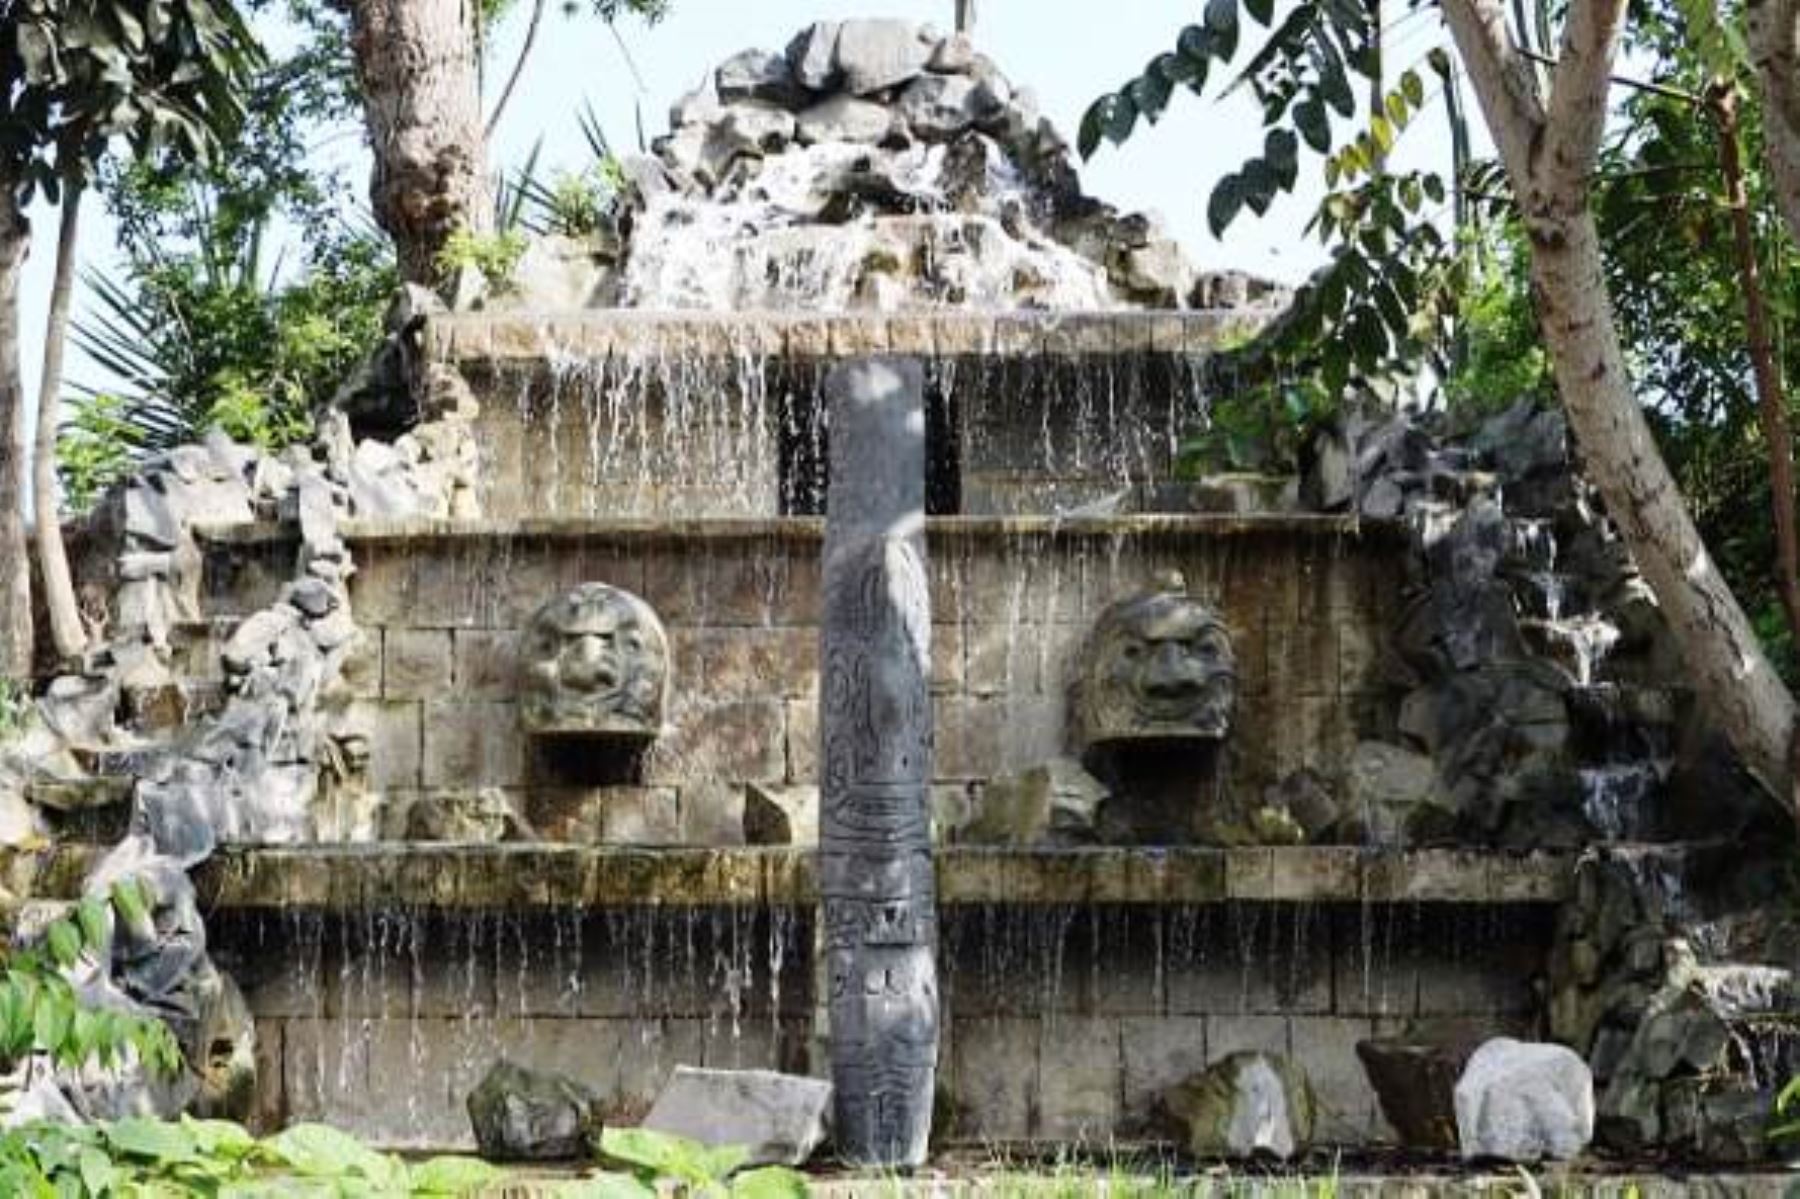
xmin=0 ymin=186 xmax=32 ymax=682
xmin=1443 ymin=0 xmax=1799 ymax=805
xmin=1748 ymin=0 xmax=1800 ymax=245
xmin=484 ymin=0 xmax=544 ymax=138
xmin=33 ymin=182 xmax=87 ymax=664
xmin=347 ymin=0 xmax=492 ymax=286
xmin=1712 ymin=86 xmax=1800 ymax=642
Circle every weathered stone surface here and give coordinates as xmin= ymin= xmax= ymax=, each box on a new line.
xmin=795 ymin=95 xmax=893 ymax=145
xmin=784 ymin=20 xmax=840 ymax=90
xmin=1340 ymin=741 xmax=1454 ymax=847
xmin=820 ymin=357 xmax=936 ymax=1167
xmin=466 ymin=1058 xmax=601 ymax=1160
xmin=832 ymin=19 xmax=934 ymax=95
xmin=1356 ymin=1037 xmax=1476 ymax=1152
xmin=641 ymin=1065 xmax=831 ymax=1166
xmin=714 ymin=49 xmax=805 ymax=107
xmin=1455 ymin=1037 xmax=1593 ymax=1162
xmin=743 ymin=783 xmax=819 ymax=845
xmin=1164 ymin=1052 xmax=1317 ymax=1160
xmin=895 ymin=74 xmax=996 ymax=140
xmin=961 ymin=757 xmax=1106 ymax=845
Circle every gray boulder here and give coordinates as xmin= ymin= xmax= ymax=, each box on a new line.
xmin=1164 ymin=1052 xmax=1317 ymax=1160
xmin=714 ymin=49 xmax=805 ymax=107
xmin=832 ymin=19 xmax=934 ymax=95
xmin=1454 ymin=1037 xmax=1593 ymax=1162
xmin=467 ymin=1058 xmax=601 ymax=1161
xmin=896 ymin=74 xmax=999 ymax=140
xmin=795 ymin=95 xmax=893 ymax=145
xmin=961 ymin=758 xmax=1106 ymax=845
xmin=784 ymin=20 xmax=841 ymax=90
xmin=641 ymin=1065 xmax=832 ymax=1166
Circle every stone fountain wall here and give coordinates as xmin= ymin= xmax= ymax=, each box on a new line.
xmin=179 ymin=517 xmax=1403 ymax=843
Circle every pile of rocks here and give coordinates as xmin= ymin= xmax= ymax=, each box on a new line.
xmin=460 ymin=19 xmax=1291 ymax=315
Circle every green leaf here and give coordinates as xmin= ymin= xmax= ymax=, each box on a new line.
xmin=1427 ymin=47 xmax=1453 ymax=78
xmin=1127 ymin=70 xmax=1174 ymax=125
xmin=75 ymin=898 xmax=108 ymax=950
xmin=1077 ymin=100 xmax=1105 ymax=159
xmin=1244 ymin=0 xmax=1274 ymax=26
xmin=1203 ymin=0 xmax=1239 ymax=60
xmin=409 ymin=1155 xmax=506 ymax=1194
xmin=548 ymin=1174 xmax=657 ymax=1199
xmin=267 ymin=1122 xmax=403 ymax=1187
xmin=105 ymin=1118 xmax=200 ymax=1164
xmin=1208 ymin=176 xmax=1244 ymax=237
xmin=1385 ymin=91 xmax=1409 ymax=126
xmin=1401 ymin=69 xmax=1425 ymax=107
xmin=731 ymin=1166 xmax=810 ymax=1199
xmin=1294 ymin=96 xmax=1331 ymax=153
xmin=45 ymin=922 xmax=81 ymax=969
xmin=33 ymin=992 xmax=72 ymax=1057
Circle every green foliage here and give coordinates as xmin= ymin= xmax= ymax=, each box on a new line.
xmin=1441 ymin=227 xmax=1553 ymax=413
xmin=55 ymin=392 xmax=135 ymax=512
xmin=598 ymin=1126 xmax=809 ymax=1198
xmin=437 ymin=226 xmax=529 ymax=294
xmin=0 ymin=882 xmax=182 ymax=1083
xmin=1771 ymin=1073 xmax=1800 ymax=1141
xmin=0 ymin=1115 xmax=506 ymax=1194
xmin=0 ymin=0 xmax=263 ymax=200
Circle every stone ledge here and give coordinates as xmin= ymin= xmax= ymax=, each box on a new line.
xmin=0 ymin=846 xmax=1574 ymax=910
xmin=192 ymin=513 xmax=1405 ymax=549
xmin=423 ymin=310 xmax=1265 ymax=365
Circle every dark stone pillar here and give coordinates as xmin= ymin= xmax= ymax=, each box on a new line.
xmin=819 ymin=357 xmax=937 ymax=1166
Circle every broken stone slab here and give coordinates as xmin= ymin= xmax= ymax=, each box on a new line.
xmin=1164 ymin=1051 xmax=1317 ymax=1160
xmin=1455 ymin=1037 xmax=1593 ymax=1162
xmin=895 ymin=73 xmax=999 ymax=141
xmin=832 ymin=19 xmax=934 ymax=95
xmin=640 ymin=1065 xmax=832 ymax=1166
xmin=1339 ymin=740 xmax=1454 ymax=846
xmin=1356 ymin=1036 xmax=1480 ymax=1152
xmin=743 ymin=783 xmax=819 ymax=845
xmin=467 ymin=1058 xmax=602 ymax=1161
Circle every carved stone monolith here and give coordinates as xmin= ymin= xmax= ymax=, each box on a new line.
xmin=819 ymin=357 xmax=937 ymax=1166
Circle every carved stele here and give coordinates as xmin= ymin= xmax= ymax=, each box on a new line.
xmin=1068 ymin=571 xmax=1238 ymax=755
xmin=519 ymin=583 xmax=670 ymax=738
xmin=819 ymin=357 xmax=937 ymax=1166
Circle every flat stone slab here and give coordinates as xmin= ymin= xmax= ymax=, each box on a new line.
xmin=0 ymin=845 xmax=1575 ymax=910
xmin=422 ymin=310 xmax=1267 ymax=366
xmin=640 ymin=1066 xmax=831 ymax=1166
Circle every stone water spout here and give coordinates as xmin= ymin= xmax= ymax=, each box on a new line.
xmin=519 ymin=583 xmax=670 ymax=741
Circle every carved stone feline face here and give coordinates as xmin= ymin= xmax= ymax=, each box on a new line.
xmin=519 ymin=584 xmax=669 ymax=738
xmin=1070 ymin=578 xmax=1237 ymax=753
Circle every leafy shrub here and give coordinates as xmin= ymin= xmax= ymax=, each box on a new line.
xmin=435 ymin=227 xmax=529 ymax=295
xmin=598 ymin=1126 xmax=809 ymax=1197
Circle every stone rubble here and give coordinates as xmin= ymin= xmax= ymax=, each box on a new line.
xmin=466 ymin=1058 xmax=603 ymax=1161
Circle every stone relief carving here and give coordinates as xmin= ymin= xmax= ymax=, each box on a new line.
xmin=519 ymin=584 xmax=670 ymax=738
xmin=1069 ymin=570 xmax=1238 ymax=755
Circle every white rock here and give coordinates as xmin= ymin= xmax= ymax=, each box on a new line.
xmin=1455 ymin=1037 xmax=1594 ymax=1162
xmin=833 ymin=19 xmax=934 ymax=95
xmin=641 ymin=1065 xmax=832 ymax=1166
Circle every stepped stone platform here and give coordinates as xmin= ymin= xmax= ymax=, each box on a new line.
xmin=0 ymin=845 xmax=1573 ymax=910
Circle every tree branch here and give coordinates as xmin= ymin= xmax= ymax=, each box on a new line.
xmin=1541 ymin=0 xmax=1628 ymax=200
xmin=1438 ymin=0 xmax=1546 ymax=182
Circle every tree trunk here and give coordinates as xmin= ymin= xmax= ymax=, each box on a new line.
xmin=1713 ymin=86 xmax=1800 ymax=643
xmin=1443 ymin=0 xmax=1798 ymax=804
xmin=347 ymin=0 xmax=491 ymax=286
xmin=33 ymin=181 xmax=87 ymax=664
xmin=1748 ymin=0 xmax=1800 ymax=246
xmin=0 ymin=186 xmax=31 ymax=682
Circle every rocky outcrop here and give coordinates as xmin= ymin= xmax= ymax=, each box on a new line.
xmin=458 ymin=20 xmax=1289 ymax=316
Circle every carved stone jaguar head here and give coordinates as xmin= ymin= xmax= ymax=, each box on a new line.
xmin=519 ymin=583 xmax=669 ymax=738
xmin=1069 ymin=572 xmax=1237 ymax=754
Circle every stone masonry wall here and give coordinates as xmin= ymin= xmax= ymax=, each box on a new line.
xmin=186 ymin=518 xmax=1406 ymax=839
xmin=213 ymin=900 xmax=1546 ymax=1149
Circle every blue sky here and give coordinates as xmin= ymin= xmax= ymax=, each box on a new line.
xmin=14 ymin=1 xmax=1465 ymax=435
